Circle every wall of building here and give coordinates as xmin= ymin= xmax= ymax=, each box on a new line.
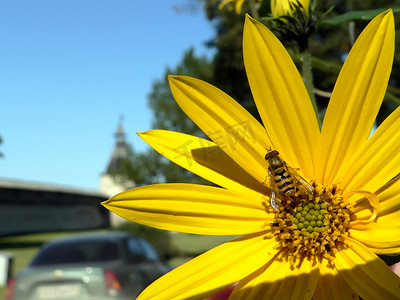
xmin=0 ymin=179 xmax=110 ymax=236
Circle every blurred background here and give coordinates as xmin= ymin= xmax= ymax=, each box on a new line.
xmin=1 ymin=0 xmax=400 ymax=299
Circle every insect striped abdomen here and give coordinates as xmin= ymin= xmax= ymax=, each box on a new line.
xmin=273 ymin=167 xmax=295 ymax=195
xmin=265 ymin=149 xmax=315 ymax=211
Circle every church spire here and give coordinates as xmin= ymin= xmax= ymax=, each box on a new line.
xmin=100 ymin=118 xmax=135 ymax=226
xmin=105 ymin=118 xmax=129 ymax=174
xmin=115 ymin=116 xmax=126 ymax=143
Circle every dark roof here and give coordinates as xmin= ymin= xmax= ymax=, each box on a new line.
xmin=0 ymin=177 xmax=106 ymax=197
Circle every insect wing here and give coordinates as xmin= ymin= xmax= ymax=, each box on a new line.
xmin=267 ymin=169 xmax=283 ymax=211
xmin=270 ymin=190 xmax=281 ymax=211
xmin=286 ymin=163 xmax=315 ymax=196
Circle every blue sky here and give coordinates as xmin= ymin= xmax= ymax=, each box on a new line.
xmin=0 ymin=1 xmax=214 ymax=190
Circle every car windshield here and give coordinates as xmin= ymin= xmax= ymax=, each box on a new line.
xmin=30 ymin=239 xmax=120 ymax=266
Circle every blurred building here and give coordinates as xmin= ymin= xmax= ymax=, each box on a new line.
xmin=99 ymin=122 xmax=135 ymax=226
xmin=0 ymin=178 xmax=109 ymax=236
xmin=0 ymin=123 xmax=135 ymax=236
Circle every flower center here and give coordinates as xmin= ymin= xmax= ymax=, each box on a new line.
xmin=269 ymin=184 xmax=351 ymax=266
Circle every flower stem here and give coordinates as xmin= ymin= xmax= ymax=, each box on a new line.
xmin=301 ymin=48 xmax=321 ymax=127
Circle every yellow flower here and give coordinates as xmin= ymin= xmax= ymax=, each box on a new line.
xmin=218 ymin=0 xmax=262 ymax=14
xmin=103 ymin=10 xmax=400 ymax=299
xmin=271 ymin=0 xmax=310 ymax=18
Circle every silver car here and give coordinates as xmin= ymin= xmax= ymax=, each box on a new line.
xmin=7 ymin=231 xmax=171 ymax=300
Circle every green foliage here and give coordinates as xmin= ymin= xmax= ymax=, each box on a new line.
xmin=110 ymin=144 xmax=164 ymax=186
xmin=110 ymin=48 xmax=215 ymax=186
xmin=148 ymin=47 xmax=213 ymax=135
xmin=112 ymin=0 xmax=400 ymax=187
xmin=322 ymin=7 xmax=400 ymax=25
xmin=262 ymin=0 xmax=319 ymax=51
xmin=309 ymin=0 xmax=400 ymax=123
xmin=203 ymin=0 xmax=259 ymax=119
xmin=111 ymin=142 xmax=208 ymax=186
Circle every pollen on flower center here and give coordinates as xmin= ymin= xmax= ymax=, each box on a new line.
xmin=269 ymin=184 xmax=351 ymax=266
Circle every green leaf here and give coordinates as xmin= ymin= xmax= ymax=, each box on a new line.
xmin=322 ymin=8 xmax=400 ymax=25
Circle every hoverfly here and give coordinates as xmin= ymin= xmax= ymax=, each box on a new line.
xmin=265 ymin=149 xmax=315 ymax=211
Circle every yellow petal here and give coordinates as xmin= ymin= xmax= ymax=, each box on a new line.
xmin=349 ymin=179 xmax=400 ymax=250
xmin=348 ymin=177 xmax=400 ymax=254
xmin=334 ymin=238 xmax=400 ymax=299
xmin=313 ymin=261 xmax=359 ymax=300
xmin=317 ymin=10 xmax=394 ymax=185
xmin=169 ymin=75 xmax=271 ymax=184
xmin=347 ymin=190 xmax=379 ymax=226
xmin=230 ymin=254 xmax=318 ymax=300
xmin=352 ymin=175 xmax=400 ymax=222
xmin=271 ymin=0 xmax=310 ymax=18
xmin=243 ymin=15 xmax=320 ymax=180
xmin=218 ymin=0 xmax=232 ymax=10
xmin=137 ymin=231 xmax=278 ymax=300
xmin=335 ymin=105 xmax=400 ymax=194
xmin=377 ymin=175 xmax=400 ymax=218
xmin=234 ymin=0 xmax=245 ymax=13
xmin=138 ymin=130 xmax=269 ymax=195
xmin=349 ymin=223 xmax=400 ymax=255
xmin=102 ymin=183 xmax=272 ymax=235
